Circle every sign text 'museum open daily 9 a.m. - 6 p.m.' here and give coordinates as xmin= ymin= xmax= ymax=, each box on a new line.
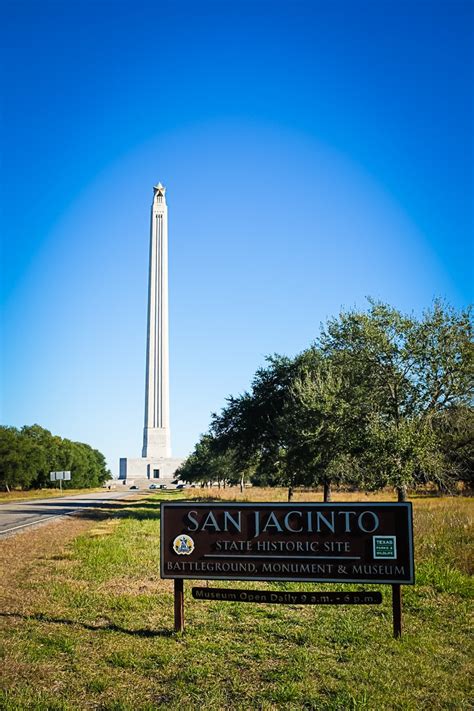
xmin=161 ymin=502 xmax=414 ymax=585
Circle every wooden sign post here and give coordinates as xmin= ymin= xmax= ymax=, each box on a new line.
xmin=392 ymin=583 xmax=402 ymax=638
xmin=174 ymin=579 xmax=184 ymax=632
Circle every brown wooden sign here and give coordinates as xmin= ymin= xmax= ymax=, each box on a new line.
xmin=161 ymin=502 xmax=414 ymax=585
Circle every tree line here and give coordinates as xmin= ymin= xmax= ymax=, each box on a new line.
xmin=0 ymin=424 xmax=111 ymax=491
xmin=178 ymin=300 xmax=473 ymax=501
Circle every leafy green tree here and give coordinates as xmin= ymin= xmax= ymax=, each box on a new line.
xmin=21 ymin=425 xmax=61 ymax=488
xmin=212 ymin=355 xmax=310 ymax=500
xmin=0 ymin=426 xmax=42 ymax=491
xmin=212 ymin=349 xmax=372 ymax=501
xmin=178 ymin=434 xmax=246 ymax=489
xmin=431 ymin=406 xmax=474 ymax=489
xmin=91 ymin=448 xmax=111 ymax=486
xmin=56 ymin=440 xmax=111 ymax=488
xmin=320 ymin=300 xmax=473 ymax=500
xmin=288 ymin=348 xmax=367 ymax=500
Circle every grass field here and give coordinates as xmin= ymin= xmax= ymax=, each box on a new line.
xmin=0 ymin=489 xmax=472 ymax=710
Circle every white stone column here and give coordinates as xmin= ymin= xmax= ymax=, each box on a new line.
xmin=142 ymin=183 xmax=171 ymax=458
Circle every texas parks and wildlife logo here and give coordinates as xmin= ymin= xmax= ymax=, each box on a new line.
xmin=173 ymin=534 xmax=195 ymax=555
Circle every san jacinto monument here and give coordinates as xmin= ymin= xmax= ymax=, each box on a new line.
xmin=119 ymin=184 xmax=183 ymax=485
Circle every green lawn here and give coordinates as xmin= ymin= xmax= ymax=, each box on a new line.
xmin=0 ymin=492 xmax=472 ymax=710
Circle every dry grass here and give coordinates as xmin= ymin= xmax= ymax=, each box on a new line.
xmin=0 ymin=511 xmax=108 ymax=612
xmin=0 ymin=488 xmax=105 ymax=504
xmin=1 ymin=485 xmax=457 ymax=505
xmin=185 ymin=485 xmax=436 ymax=502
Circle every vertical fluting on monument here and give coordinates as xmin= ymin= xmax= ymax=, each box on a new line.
xmin=142 ymin=183 xmax=171 ymax=458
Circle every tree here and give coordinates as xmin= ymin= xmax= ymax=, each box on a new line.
xmin=288 ymin=348 xmax=367 ymax=500
xmin=177 ymin=434 xmax=249 ymax=490
xmin=56 ymin=440 xmax=111 ymax=488
xmin=431 ymin=406 xmax=474 ymax=489
xmin=320 ymin=300 xmax=473 ymax=500
xmin=212 ymin=355 xmax=311 ymax=500
xmin=211 ymin=351 xmax=363 ymax=501
xmin=0 ymin=426 xmax=42 ymax=491
xmin=21 ymin=425 xmax=60 ymax=488
xmin=176 ymin=435 xmax=215 ymax=487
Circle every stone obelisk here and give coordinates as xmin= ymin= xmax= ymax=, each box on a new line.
xmin=142 ymin=183 xmax=171 ymax=458
xmin=119 ymin=184 xmax=183 ymax=485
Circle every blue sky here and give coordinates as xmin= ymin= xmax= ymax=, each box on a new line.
xmin=1 ymin=0 xmax=473 ymax=475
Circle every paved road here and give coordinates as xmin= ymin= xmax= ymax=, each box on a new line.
xmin=0 ymin=490 xmax=147 ymax=537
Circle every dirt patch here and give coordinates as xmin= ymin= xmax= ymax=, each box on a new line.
xmin=0 ymin=516 xmax=99 ymax=611
xmin=99 ymin=575 xmax=174 ymax=595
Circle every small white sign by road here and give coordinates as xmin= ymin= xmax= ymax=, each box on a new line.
xmin=50 ymin=471 xmax=72 ymax=489
xmin=50 ymin=471 xmax=71 ymax=481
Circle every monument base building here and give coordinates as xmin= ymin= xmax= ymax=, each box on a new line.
xmin=119 ymin=457 xmax=184 ymax=487
xmin=119 ymin=183 xmax=184 ymax=488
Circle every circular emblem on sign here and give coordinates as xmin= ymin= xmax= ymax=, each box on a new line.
xmin=173 ymin=534 xmax=195 ymax=555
